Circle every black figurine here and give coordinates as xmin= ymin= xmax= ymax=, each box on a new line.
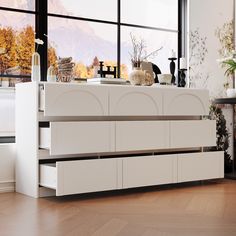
xmin=168 ymin=57 xmax=177 ymax=84
xmin=97 ymin=61 xmax=117 ymax=78
xmin=178 ymin=69 xmax=187 ymax=87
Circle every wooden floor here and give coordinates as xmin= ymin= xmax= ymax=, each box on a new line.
xmin=1 ymin=180 xmax=236 ymax=236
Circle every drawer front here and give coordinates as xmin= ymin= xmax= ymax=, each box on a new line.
xmin=42 ymin=83 xmax=108 ymax=116
xmin=40 ymin=159 xmax=118 ymax=196
xmin=170 ymin=120 xmax=216 ymax=148
xmin=177 ymin=152 xmax=224 ymax=182
xmin=163 ymin=88 xmax=209 ymax=116
xmin=40 ymin=121 xmax=115 ymax=155
xmin=123 ymin=155 xmax=177 ymax=188
xmin=109 ymin=86 xmax=162 ymax=116
xmin=116 ymin=121 xmax=169 ymax=152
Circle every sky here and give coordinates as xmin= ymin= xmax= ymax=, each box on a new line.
xmin=49 ymin=0 xmax=178 ymax=43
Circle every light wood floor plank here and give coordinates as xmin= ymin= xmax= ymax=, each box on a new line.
xmin=0 ymin=180 xmax=236 ymax=236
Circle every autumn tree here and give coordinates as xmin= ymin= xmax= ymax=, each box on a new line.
xmin=48 ymin=45 xmax=57 ymax=68
xmin=0 ymin=27 xmax=17 ymax=73
xmin=74 ymin=62 xmax=88 ymax=78
xmin=120 ymin=63 xmax=128 ymax=80
xmin=16 ymin=25 xmax=34 ymax=75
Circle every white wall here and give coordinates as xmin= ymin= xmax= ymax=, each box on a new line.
xmin=188 ymin=0 xmax=234 ymax=98
xmin=188 ymin=0 xmax=235 ymax=160
xmin=0 ymin=144 xmax=15 ymax=192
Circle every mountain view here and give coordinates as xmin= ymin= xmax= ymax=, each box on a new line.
xmin=0 ymin=0 xmax=178 ymax=79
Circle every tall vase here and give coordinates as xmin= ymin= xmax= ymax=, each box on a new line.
xmin=31 ymin=52 xmax=41 ymax=82
xmin=129 ymin=67 xmax=145 ymax=85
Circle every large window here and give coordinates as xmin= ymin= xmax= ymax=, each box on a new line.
xmin=0 ymin=0 xmax=181 ymax=140
xmin=47 ymin=0 xmax=180 ymax=79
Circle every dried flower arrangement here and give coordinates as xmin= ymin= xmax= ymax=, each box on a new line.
xmin=129 ymin=33 xmax=163 ymax=68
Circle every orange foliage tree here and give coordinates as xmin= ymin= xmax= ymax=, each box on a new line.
xmin=0 ymin=27 xmax=17 ymax=73
xmin=16 ymin=26 xmax=35 ymax=74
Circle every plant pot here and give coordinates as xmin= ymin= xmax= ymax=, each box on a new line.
xmin=129 ymin=67 xmax=145 ymax=86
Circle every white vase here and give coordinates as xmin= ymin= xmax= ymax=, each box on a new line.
xmin=31 ymin=52 xmax=41 ymax=82
xmin=47 ymin=65 xmax=57 ymax=82
xmin=129 ymin=67 xmax=145 ymax=85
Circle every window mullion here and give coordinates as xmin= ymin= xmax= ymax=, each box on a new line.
xmin=36 ymin=0 xmax=48 ymax=81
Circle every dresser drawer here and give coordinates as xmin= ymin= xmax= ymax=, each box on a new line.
xmin=109 ymin=86 xmax=162 ymax=116
xmin=40 ymin=158 xmax=119 ymax=196
xmin=123 ymin=154 xmax=177 ymax=188
xmin=39 ymin=83 xmax=108 ymax=116
xmin=163 ymin=88 xmax=209 ymax=116
xmin=39 ymin=121 xmax=115 ymax=155
xmin=115 ymin=121 xmax=169 ymax=152
xmin=170 ymin=120 xmax=216 ymax=148
xmin=177 ymin=151 xmax=224 ymax=182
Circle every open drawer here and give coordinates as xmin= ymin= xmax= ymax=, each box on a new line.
xmin=40 ymin=158 xmax=119 ymax=196
xmin=123 ymin=154 xmax=177 ymax=188
xmin=39 ymin=121 xmax=115 ymax=155
xmin=177 ymin=151 xmax=224 ymax=182
xmin=39 ymin=83 xmax=108 ymax=116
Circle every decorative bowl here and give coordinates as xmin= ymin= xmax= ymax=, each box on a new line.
xmin=158 ymin=74 xmax=172 ymax=85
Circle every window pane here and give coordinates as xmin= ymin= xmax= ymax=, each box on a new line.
xmin=48 ymin=0 xmax=117 ymax=22
xmin=121 ymin=26 xmax=178 ymax=78
xmin=48 ymin=16 xmax=117 ymax=79
xmin=121 ymin=0 xmax=178 ymax=30
xmin=0 ymin=10 xmax=35 ymax=76
xmin=0 ymin=0 xmax=35 ymax=11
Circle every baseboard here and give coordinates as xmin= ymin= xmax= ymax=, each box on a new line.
xmin=0 ymin=181 xmax=15 ymax=193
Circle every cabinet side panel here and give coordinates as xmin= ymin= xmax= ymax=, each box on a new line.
xmin=15 ymin=82 xmax=39 ymax=198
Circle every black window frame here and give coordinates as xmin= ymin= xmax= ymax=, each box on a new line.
xmin=0 ymin=0 xmax=185 ymax=81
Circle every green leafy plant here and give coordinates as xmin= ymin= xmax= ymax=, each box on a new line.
xmin=222 ymin=59 xmax=236 ymax=76
xmin=209 ymin=104 xmax=232 ymax=173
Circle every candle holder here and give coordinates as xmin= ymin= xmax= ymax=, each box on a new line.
xmin=168 ymin=57 xmax=177 ymax=84
xmin=178 ymin=69 xmax=187 ymax=87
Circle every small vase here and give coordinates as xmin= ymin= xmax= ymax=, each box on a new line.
xmin=129 ymin=67 xmax=145 ymax=85
xmin=47 ymin=65 xmax=57 ymax=82
xmin=31 ymin=52 xmax=41 ymax=82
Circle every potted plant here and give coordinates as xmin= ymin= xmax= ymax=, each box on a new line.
xmin=209 ymin=104 xmax=232 ymax=173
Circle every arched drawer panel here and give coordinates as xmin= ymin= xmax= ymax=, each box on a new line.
xmin=163 ymin=88 xmax=209 ymax=116
xmin=40 ymin=83 xmax=109 ymax=116
xmin=109 ymin=86 xmax=162 ymax=116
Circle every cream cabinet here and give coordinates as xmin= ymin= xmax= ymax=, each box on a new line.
xmin=16 ymin=82 xmax=224 ymax=198
xmin=109 ymin=86 xmax=162 ymax=116
xmin=177 ymin=152 xmax=224 ymax=182
xmin=39 ymin=121 xmax=114 ymax=155
xmin=123 ymin=155 xmax=177 ymax=188
xmin=170 ymin=120 xmax=216 ymax=148
xmin=115 ymin=121 xmax=169 ymax=152
xmin=39 ymin=83 xmax=109 ymax=116
xmin=40 ymin=158 xmax=119 ymax=196
xmin=162 ymin=88 xmax=209 ymax=116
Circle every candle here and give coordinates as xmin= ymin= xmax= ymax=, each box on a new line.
xmin=171 ymin=49 xmax=176 ymax=58
xmin=180 ymin=57 xmax=187 ymax=69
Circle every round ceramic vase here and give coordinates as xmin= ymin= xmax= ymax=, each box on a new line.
xmin=129 ymin=67 xmax=145 ymax=86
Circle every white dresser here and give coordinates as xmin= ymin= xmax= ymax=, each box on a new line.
xmin=15 ymin=82 xmax=224 ymax=198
